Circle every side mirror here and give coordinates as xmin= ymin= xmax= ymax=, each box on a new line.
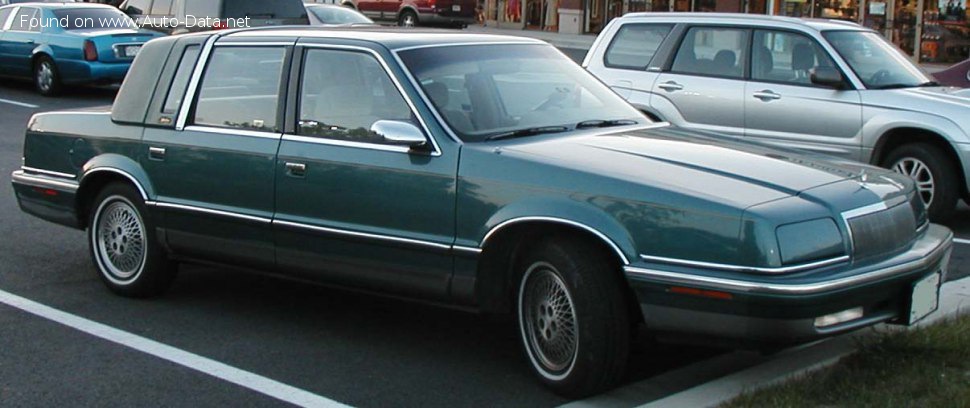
xmin=370 ymin=120 xmax=427 ymax=148
xmin=811 ymin=66 xmax=845 ymax=89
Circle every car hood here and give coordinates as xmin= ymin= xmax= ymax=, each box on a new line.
xmin=492 ymin=126 xmax=885 ymax=208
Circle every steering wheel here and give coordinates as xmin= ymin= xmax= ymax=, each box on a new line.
xmin=869 ymin=69 xmax=892 ymax=85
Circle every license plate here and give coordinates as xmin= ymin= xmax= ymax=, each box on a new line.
xmin=908 ymin=271 xmax=941 ymax=325
xmin=452 ymin=5 xmax=461 ymax=11
xmin=124 ymin=45 xmax=141 ymax=58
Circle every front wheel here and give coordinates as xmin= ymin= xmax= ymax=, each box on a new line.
xmin=516 ymin=237 xmax=631 ymax=398
xmin=88 ymin=183 xmax=176 ymax=297
xmin=883 ymin=143 xmax=959 ymax=223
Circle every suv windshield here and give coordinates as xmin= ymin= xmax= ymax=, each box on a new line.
xmin=221 ymin=0 xmax=306 ymax=19
xmin=823 ymin=30 xmax=934 ymax=89
xmin=398 ymin=44 xmax=646 ymax=143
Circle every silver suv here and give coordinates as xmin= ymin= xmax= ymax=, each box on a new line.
xmin=585 ymin=13 xmax=970 ymax=221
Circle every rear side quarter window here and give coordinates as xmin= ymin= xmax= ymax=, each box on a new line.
xmin=604 ymin=23 xmax=673 ymax=70
xmin=162 ymin=45 xmax=201 ymax=115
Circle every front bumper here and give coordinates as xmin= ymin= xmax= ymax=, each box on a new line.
xmin=624 ymin=224 xmax=953 ymax=346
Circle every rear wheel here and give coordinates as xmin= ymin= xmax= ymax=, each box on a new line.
xmin=883 ymin=143 xmax=959 ymax=222
xmin=34 ymin=56 xmax=62 ymax=97
xmin=88 ymin=183 xmax=176 ymax=297
xmin=516 ymin=237 xmax=631 ymax=398
xmin=398 ymin=10 xmax=418 ymax=27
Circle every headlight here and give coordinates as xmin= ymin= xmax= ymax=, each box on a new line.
xmin=776 ymin=218 xmax=845 ymax=265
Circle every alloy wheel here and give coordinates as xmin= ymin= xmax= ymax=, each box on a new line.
xmin=893 ymin=157 xmax=935 ymax=208
xmin=36 ymin=62 xmax=54 ymax=93
xmin=519 ymin=262 xmax=579 ymax=380
xmin=94 ymin=197 xmax=147 ymax=282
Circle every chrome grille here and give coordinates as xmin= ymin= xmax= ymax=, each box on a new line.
xmin=847 ymin=202 xmax=917 ymax=261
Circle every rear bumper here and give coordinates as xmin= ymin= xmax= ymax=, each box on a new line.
xmin=417 ymin=9 xmax=476 ymax=25
xmin=625 ymin=224 xmax=953 ymax=346
xmin=58 ymin=60 xmax=132 ymax=85
xmin=11 ymin=170 xmax=82 ymax=229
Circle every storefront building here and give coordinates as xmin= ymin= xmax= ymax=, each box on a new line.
xmin=484 ymin=0 xmax=969 ymax=63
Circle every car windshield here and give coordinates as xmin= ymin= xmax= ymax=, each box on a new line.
xmin=822 ymin=30 xmax=934 ymax=89
xmin=398 ymin=44 xmax=646 ymax=143
xmin=53 ymin=8 xmax=136 ymax=30
xmin=308 ymin=6 xmax=372 ymax=25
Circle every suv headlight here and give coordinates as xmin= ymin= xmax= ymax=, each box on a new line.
xmin=776 ymin=218 xmax=845 ymax=265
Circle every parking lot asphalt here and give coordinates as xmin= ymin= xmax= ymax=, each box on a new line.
xmin=1 ymin=75 xmax=968 ymax=407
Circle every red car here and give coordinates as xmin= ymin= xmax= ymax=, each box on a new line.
xmin=934 ymin=59 xmax=970 ymax=88
xmin=306 ymin=0 xmax=476 ymax=27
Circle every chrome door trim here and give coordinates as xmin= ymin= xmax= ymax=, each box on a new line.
xmin=481 ymin=217 xmax=630 ymax=265
xmin=11 ymin=170 xmax=79 ymax=192
xmin=176 ymin=34 xmax=218 ymax=131
xmin=213 ymin=41 xmax=295 ymax=47
xmin=452 ymin=245 xmax=483 ymax=255
xmin=281 ymin=135 xmax=412 ymax=154
xmin=80 ymin=167 xmax=150 ymax=201
xmin=296 ymin=43 xmax=442 ymax=157
xmin=638 ymin=254 xmax=850 ymax=275
xmin=273 ymin=219 xmax=453 ymax=251
xmin=184 ymin=125 xmax=283 ymax=140
xmin=392 ymin=41 xmax=543 ymax=52
xmin=149 ymin=201 xmax=273 ymax=224
xmin=22 ymin=166 xmax=75 ymax=179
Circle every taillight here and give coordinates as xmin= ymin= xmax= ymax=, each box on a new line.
xmin=83 ymin=40 xmax=98 ymax=61
xmin=212 ymin=20 xmax=226 ymax=30
xmin=428 ymin=0 xmax=437 ymax=9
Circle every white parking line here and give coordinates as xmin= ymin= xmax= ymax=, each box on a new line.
xmin=0 ymin=98 xmax=39 ymax=109
xmin=0 ymin=289 xmax=349 ymax=408
xmin=955 ymin=238 xmax=970 ymax=246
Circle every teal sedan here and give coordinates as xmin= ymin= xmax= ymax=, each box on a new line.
xmin=0 ymin=3 xmax=162 ymax=95
xmin=10 ymin=28 xmax=953 ymax=397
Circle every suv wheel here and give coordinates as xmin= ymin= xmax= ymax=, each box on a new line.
xmin=516 ymin=237 xmax=630 ymax=398
xmin=398 ymin=10 xmax=417 ymax=27
xmin=884 ymin=143 xmax=959 ymax=222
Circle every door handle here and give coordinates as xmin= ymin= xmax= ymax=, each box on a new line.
xmin=753 ymin=90 xmax=782 ymax=101
xmin=148 ymin=147 xmax=166 ymax=161
xmin=285 ymin=162 xmax=307 ymax=177
xmin=657 ymin=81 xmax=684 ymax=92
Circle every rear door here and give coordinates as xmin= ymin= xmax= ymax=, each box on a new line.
xmin=141 ymin=41 xmax=290 ymax=269
xmin=273 ymin=42 xmax=457 ymax=300
xmin=356 ymin=0 xmax=383 ymax=20
xmin=1 ymin=6 xmax=40 ymax=77
xmin=651 ymin=25 xmax=749 ymax=137
xmin=0 ymin=7 xmax=14 ymax=69
xmin=744 ymin=29 xmax=863 ymax=160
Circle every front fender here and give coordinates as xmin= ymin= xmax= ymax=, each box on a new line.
xmin=474 ymin=197 xmax=637 ymax=265
xmin=863 ymin=110 xmax=970 ymax=149
xmin=80 ymin=154 xmax=155 ymax=201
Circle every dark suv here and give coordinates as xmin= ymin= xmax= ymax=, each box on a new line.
xmin=120 ymin=0 xmax=309 ymax=34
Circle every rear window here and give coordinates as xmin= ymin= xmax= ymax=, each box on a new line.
xmin=221 ymin=0 xmax=307 ymax=19
xmin=604 ymin=23 xmax=673 ymax=70
xmin=53 ymin=8 xmax=135 ymax=30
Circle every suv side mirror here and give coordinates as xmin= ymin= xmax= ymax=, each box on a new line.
xmin=811 ymin=67 xmax=845 ymax=89
xmin=370 ymin=120 xmax=427 ymax=148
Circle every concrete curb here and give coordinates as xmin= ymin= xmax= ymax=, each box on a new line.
xmin=637 ymin=275 xmax=970 ymax=408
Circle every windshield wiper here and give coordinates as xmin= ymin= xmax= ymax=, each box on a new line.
xmin=918 ymin=81 xmax=941 ymax=87
xmin=485 ymin=126 xmax=570 ymax=141
xmin=575 ymin=119 xmax=639 ymax=129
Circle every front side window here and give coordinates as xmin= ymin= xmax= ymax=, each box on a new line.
xmin=751 ymin=30 xmax=837 ymax=86
xmin=398 ymin=44 xmax=645 ymax=143
xmin=192 ymin=46 xmax=286 ymax=132
xmin=298 ymin=49 xmax=417 ymax=145
xmin=822 ymin=30 xmax=933 ymax=89
xmin=604 ymin=23 xmax=673 ymax=70
xmin=671 ymin=27 xmax=749 ymax=79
